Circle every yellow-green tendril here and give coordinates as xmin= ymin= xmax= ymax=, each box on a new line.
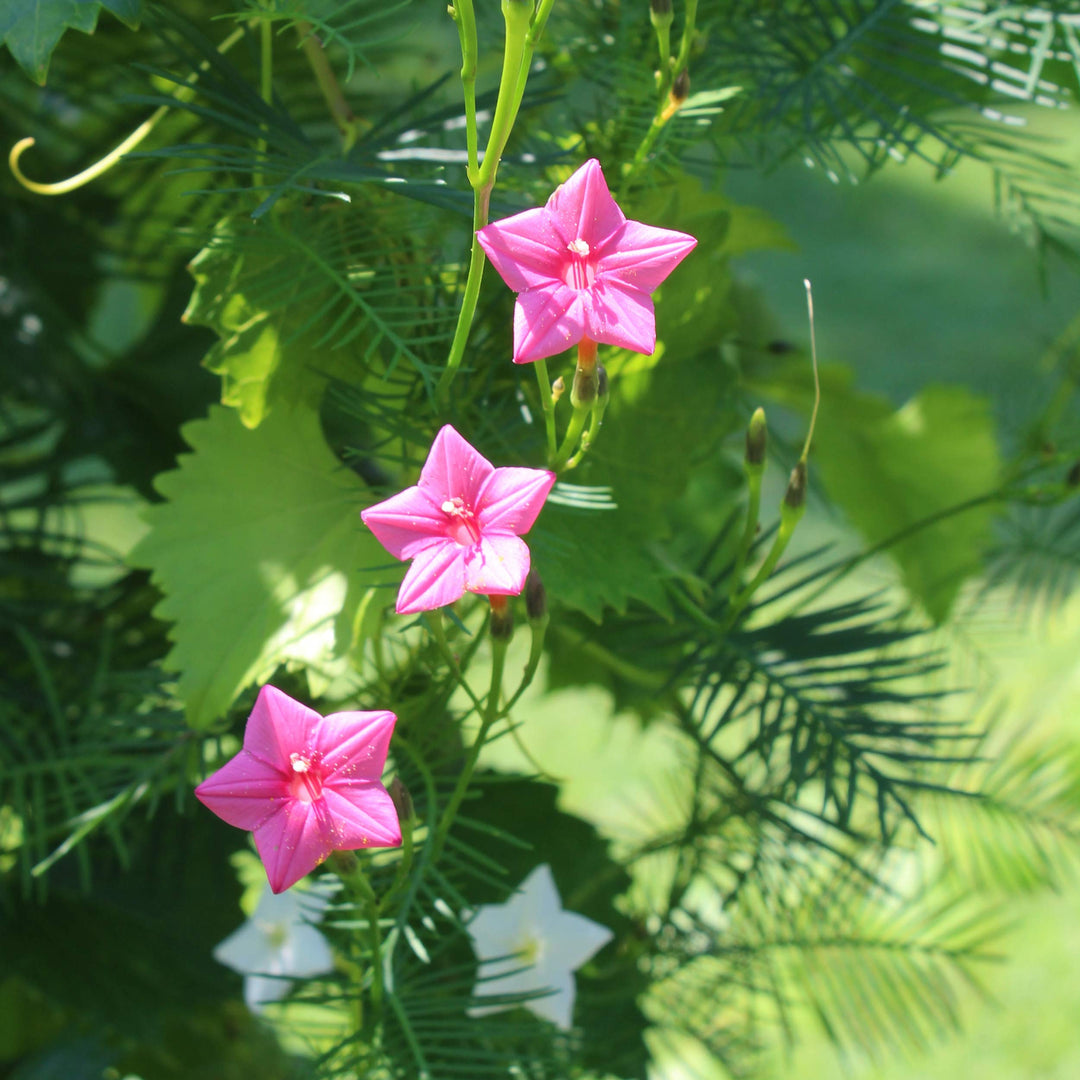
xmin=9 ymin=27 xmax=245 ymax=196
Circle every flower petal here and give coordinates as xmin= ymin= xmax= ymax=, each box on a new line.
xmin=213 ymin=916 xmax=275 ymax=975
xmin=417 ymin=425 xmax=494 ymax=508
xmin=513 ymin=284 xmax=586 ymax=364
xmin=525 ymin=965 xmax=575 ymax=1030
xmin=243 ymin=685 xmax=322 ymax=770
xmin=546 ymin=159 xmax=625 ymax=249
xmin=253 ymin=800 xmax=334 ymax=893
xmin=549 ymin=908 xmax=614 ymax=971
xmin=395 ymin=541 xmax=468 ymax=613
xmin=595 ymin=220 xmax=697 ymax=292
xmin=464 ymin=534 xmax=530 ymax=596
xmin=315 ymin=709 xmax=397 ymax=779
xmin=280 ymin=920 xmax=335 ymax=978
xmin=476 ymin=466 xmax=555 ymax=535
xmin=244 ymin=974 xmax=291 ymax=1012
xmin=195 ymin=750 xmax=288 ymax=830
xmin=361 ymin=485 xmax=448 ymax=560
xmin=583 ymin=280 xmax=657 ymax=355
xmin=477 ymin=208 xmax=567 ymax=291
xmin=320 ymin=781 xmax=402 ymax=848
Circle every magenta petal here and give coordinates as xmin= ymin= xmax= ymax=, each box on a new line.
xmin=243 ymin=685 xmax=322 ymax=769
xmin=584 ymin=280 xmax=657 ymax=355
xmin=418 ymin=425 xmax=494 ymax=508
xmin=361 ymin=486 xmax=447 ymax=561
xmin=396 ymin=541 xmax=468 ymax=613
xmin=315 ymin=710 xmax=396 ymax=778
xmin=254 ymin=801 xmax=333 ymax=893
xmin=513 ymin=285 xmax=586 ymax=364
xmin=477 ymin=467 xmax=555 ymax=535
xmin=546 ymin=159 xmax=625 ymax=249
xmin=464 ymin=534 xmax=531 ymax=596
xmin=595 ymin=221 xmax=697 ymax=293
xmin=321 ymin=782 xmax=402 ymax=849
xmin=195 ymin=751 xmax=288 ymax=830
xmin=477 ymin=208 xmax=567 ymax=291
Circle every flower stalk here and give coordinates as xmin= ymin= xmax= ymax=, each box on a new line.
xmin=428 ymin=630 xmax=509 ymax=865
xmin=534 ymin=356 xmax=560 ymax=459
xmin=438 ymin=0 xmax=554 ymax=400
xmin=297 ymin=22 xmax=359 ymax=151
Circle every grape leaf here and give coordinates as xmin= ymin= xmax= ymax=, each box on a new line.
xmin=1 ymin=0 xmax=141 ymax=85
xmin=183 ymin=215 xmax=358 ymax=430
xmin=129 ymin=404 xmax=380 ymax=730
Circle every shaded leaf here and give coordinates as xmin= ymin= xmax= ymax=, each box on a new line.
xmin=1 ymin=0 xmax=140 ymax=84
xmin=129 ymin=404 xmax=381 ymax=729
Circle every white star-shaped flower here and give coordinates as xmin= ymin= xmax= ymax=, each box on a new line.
xmin=213 ymin=885 xmax=334 ymax=1012
xmin=467 ymin=863 xmax=614 ymax=1030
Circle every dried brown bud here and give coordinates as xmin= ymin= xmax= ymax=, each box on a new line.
xmin=489 ymin=595 xmax=514 ymax=641
xmin=672 ymin=67 xmax=690 ymax=104
xmin=784 ymin=460 xmax=807 ymax=510
xmin=525 ymin=567 xmax=547 ymax=623
xmin=388 ymin=776 xmax=414 ymax=822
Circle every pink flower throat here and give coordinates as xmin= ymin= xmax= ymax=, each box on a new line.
xmin=289 ymin=751 xmax=325 ymax=803
xmin=563 ymin=238 xmax=595 ymax=291
xmin=442 ymin=496 xmax=482 ymax=546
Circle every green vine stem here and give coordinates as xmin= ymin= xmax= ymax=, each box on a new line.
xmin=437 ymin=0 xmax=554 ymax=401
xmin=622 ymin=0 xmax=698 ymax=191
xmin=330 ymin=852 xmax=385 ymax=1025
xmin=534 ymin=357 xmax=559 ymax=460
xmin=729 ymin=408 xmax=766 ymax=599
xmin=427 ymin=609 xmax=486 ymax=714
xmin=427 ymin=634 xmax=508 ymax=865
xmin=254 ymin=15 xmax=273 ymax=190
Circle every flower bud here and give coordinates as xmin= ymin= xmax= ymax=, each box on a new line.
xmin=524 ymin=567 xmax=547 ymax=624
xmin=388 ymin=776 xmax=414 ymax=822
xmin=596 ymin=363 xmax=609 ymax=404
xmin=552 ymin=375 xmax=565 ymax=404
xmin=745 ymin=407 xmax=767 ymax=467
xmin=489 ymin=595 xmax=514 ymax=641
xmin=650 ymin=0 xmax=673 ymax=30
xmin=784 ymin=460 xmax=807 ymax=510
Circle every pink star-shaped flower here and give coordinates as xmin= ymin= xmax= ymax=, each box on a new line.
xmin=360 ymin=425 xmax=555 ymax=614
xmin=476 ymin=158 xmax=697 ymax=363
xmin=195 ymin=685 xmax=401 ymax=894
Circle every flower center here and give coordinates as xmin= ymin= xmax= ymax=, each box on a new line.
xmin=514 ymin=931 xmax=543 ymax=965
xmin=564 ymin=238 xmax=595 ymax=291
xmin=288 ymin=752 xmax=325 ymax=803
xmin=265 ymin=922 xmax=289 ymax=949
xmin=441 ymin=496 xmax=482 ymax=546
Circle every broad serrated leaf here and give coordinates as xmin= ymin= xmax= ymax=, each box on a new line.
xmin=183 ymin=214 xmax=358 ymax=429
xmin=129 ymin=404 xmax=380 ymax=729
xmin=1 ymin=0 xmax=140 ymax=84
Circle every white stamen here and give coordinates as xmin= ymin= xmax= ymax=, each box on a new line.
xmin=567 ymin=238 xmax=590 ymax=256
xmin=290 ymin=752 xmax=310 ymax=773
xmin=441 ymin=497 xmax=471 ymax=518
